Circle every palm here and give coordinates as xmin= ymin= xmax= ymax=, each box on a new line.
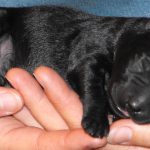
xmin=0 ymin=116 xmax=44 ymax=150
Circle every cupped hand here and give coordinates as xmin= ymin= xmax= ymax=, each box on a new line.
xmin=1 ymin=66 xmax=150 ymax=150
xmin=32 ymin=67 xmax=150 ymax=150
xmin=0 ymin=66 xmax=106 ymax=150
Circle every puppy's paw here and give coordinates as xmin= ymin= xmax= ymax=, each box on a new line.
xmin=82 ymin=113 xmax=109 ymax=138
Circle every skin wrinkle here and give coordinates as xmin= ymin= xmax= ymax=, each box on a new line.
xmin=9 ymin=127 xmax=42 ymax=150
xmin=35 ymin=130 xmax=46 ymax=150
xmin=0 ymin=123 xmax=25 ymax=149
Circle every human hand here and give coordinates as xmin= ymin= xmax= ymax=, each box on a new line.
xmin=0 ymin=66 xmax=107 ymax=150
xmin=1 ymin=66 xmax=150 ymax=150
xmin=99 ymin=119 xmax=150 ymax=150
xmin=30 ymin=67 xmax=150 ymax=150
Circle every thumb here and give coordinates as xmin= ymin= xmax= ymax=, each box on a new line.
xmin=108 ymin=119 xmax=150 ymax=148
xmin=38 ymin=129 xmax=107 ymax=150
xmin=2 ymin=126 xmax=107 ymax=150
xmin=0 ymin=87 xmax=23 ymax=116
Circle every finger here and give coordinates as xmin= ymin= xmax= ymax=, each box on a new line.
xmin=14 ymin=106 xmax=43 ymax=129
xmin=100 ymin=144 xmax=149 ymax=150
xmin=0 ymin=118 xmax=106 ymax=150
xmin=34 ymin=66 xmax=83 ymax=128
xmin=0 ymin=86 xmax=39 ymax=128
xmin=6 ymin=68 xmax=68 ymax=130
xmin=0 ymin=87 xmax=23 ymax=116
xmin=108 ymin=119 xmax=150 ymax=148
xmin=37 ymin=129 xmax=106 ymax=150
xmin=0 ymin=117 xmax=106 ymax=150
xmin=0 ymin=87 xmax=43 ymax=128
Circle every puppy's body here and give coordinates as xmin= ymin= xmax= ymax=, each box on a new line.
xmin=1 ymin=6 xmax=150 ymax=137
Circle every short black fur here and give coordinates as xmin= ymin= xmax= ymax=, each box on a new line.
xmin=0 ymin=6 xmax=150 ymax=138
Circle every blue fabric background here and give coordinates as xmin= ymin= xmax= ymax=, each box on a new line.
xmin=0 ymin=0 xmax=150 ymax=17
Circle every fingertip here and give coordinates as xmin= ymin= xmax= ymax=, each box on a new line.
xmin=6 ymin=67 xmax=26 ymax=78
xmin=0 ymin=87 xmax=23 ymax=116
xmin=10 ymin=89 xmax=24 ymax=110
xmin=34 ymin=66 xmax=56 ymax=78
xmin=110 ymin=119 xmax=133 ymax=128
xmin=33 ymin=66 xmax=63 ymax=87
xmin=5 ymin=68 xmax=31 ymax=88
xmin=34 ymin=66 xmax=53 ymax=74
xmin=65 ymin=129 xmax=107 ymax=149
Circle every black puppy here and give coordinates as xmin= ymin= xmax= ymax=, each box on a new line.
xmin=0 ymin=6 xmax=150 ymax=138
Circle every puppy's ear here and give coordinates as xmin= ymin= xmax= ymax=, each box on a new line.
xmin=0 ymin=34 xmax=13 ymax=58
xmin=0 ymin=34 xmax=14 ymax=85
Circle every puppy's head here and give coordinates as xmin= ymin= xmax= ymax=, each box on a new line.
xmin=109 ymin=31 xmax=150 ymax=124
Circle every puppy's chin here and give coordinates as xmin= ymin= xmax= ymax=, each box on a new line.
xmin=109 ymin=84 xmax=129 ymax=119
xmin=117 ymin=107 xmax=130 ymax=117
xmin=109 ymin=102 xmax=130 ymax=118
xmin=109 ymin=81 xmax=138 ymax=119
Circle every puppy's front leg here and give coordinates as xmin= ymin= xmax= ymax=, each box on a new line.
xmin=67 ymin=53 xmax=111 ymax=138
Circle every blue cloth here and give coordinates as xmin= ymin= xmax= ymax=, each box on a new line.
xmin=0 ymin=0 xmax=150 ymax=17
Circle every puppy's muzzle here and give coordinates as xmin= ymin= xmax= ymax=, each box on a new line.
xmin=110 ymin=82 xmax=150 ymax=124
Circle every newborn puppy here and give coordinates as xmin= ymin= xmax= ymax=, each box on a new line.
xmin=0 ymin=6 xmax=150 ymax=138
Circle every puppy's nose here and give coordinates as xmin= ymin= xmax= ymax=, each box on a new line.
xmin=126 ymin=94 xmax=150 ymax=124
xmin=126 ymin=100 xmax=141 ymax=115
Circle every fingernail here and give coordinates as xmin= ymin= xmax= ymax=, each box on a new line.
xmin=89 ymin=138 xmax=107 ymax=148
xmin=108 ymin=126 xmax=132 ymax=145
xmin=0 ymin=91 xmax=21 ymax=115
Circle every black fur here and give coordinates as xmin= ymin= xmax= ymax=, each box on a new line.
xmin=1 ymin=6 xmax=150 ymax=138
